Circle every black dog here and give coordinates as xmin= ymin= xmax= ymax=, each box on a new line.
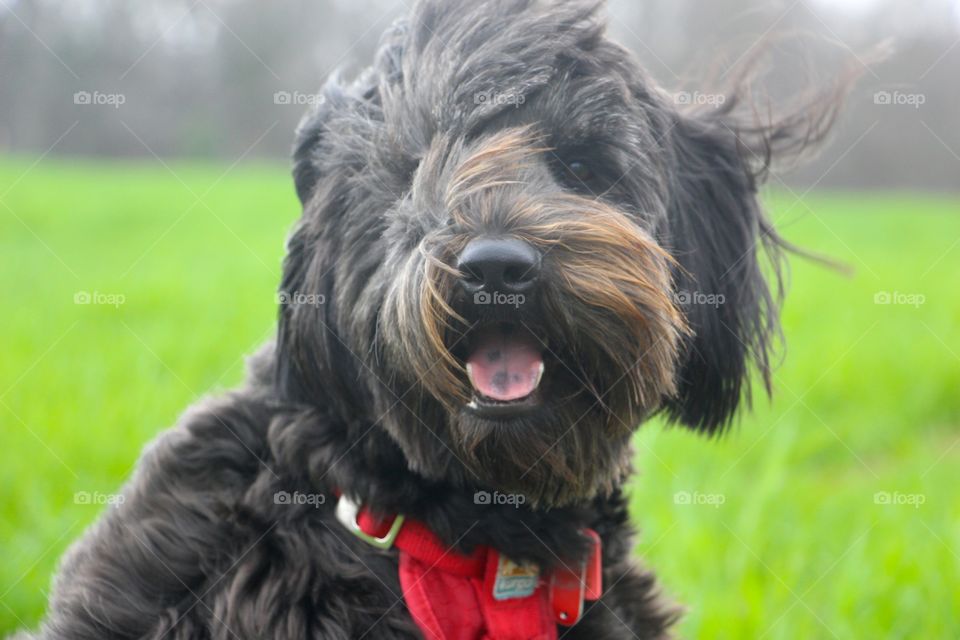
xmin=20 ymin=1 xmax=847 ymax=638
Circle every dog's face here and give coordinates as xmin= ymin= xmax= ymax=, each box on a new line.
xmin=279 ymin=0 xmax=783 ymax=507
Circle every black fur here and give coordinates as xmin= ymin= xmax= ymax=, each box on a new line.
xmin=18 ymin=1 xmax=847 ymax=638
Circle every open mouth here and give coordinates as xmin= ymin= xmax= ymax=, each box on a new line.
xmin=464 ymin=322 xmax=545 ymax=416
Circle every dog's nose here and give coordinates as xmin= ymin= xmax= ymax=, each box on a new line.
xmin=458 ymin=237 xmax=540 ymax=294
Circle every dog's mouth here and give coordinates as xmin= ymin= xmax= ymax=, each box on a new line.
xmin=463 ymin=322 xmax=545 ymax=416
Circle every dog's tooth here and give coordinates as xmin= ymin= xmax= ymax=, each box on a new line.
xmin=532 ymin=361 xmax=545 ymax=389
xmin=466 ymin=362 xmax=478 ymax=389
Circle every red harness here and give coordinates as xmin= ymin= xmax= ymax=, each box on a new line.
xmin=335 ymin=495 xmax=602 ymax=640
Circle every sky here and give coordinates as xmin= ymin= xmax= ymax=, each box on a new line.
xmin=817 ymin=0 xmax=960 ymax=19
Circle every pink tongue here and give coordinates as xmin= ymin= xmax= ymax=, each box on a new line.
xmin=466 ymin=328 xmax=544 ymax=402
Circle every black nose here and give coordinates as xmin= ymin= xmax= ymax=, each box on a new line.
xmin=458 ymin=237 xmax=540 ymax=294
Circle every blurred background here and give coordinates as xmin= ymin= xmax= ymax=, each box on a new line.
xmin=2 ymin=0 xmax=960 ymax=189
xmin=1 ymin=0 xmax=958 ymax=638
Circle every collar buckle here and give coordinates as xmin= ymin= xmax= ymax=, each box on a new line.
xmin=335 ymin=494 xmax=406 ymax=550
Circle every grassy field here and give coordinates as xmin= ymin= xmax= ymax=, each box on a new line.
xmin=1 ymin=157 xmax=958 ymax=638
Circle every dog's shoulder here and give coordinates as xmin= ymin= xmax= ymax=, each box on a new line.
xmin=32 ymin=359 xmax=282 ymax=638
xmin=139 ymin=387 xmax=275 ymax=496
xmin=31 ymin=345 xmax=423 ymax=639
xmin=131 ymin=340 xmax=282 ymax=504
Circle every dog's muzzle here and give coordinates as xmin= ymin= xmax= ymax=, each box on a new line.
xmin=458 ymin=237 xmax=546 ymax=407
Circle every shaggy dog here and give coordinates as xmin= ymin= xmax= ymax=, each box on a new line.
xmin=20 ymin=1 xmax=849 ymax=638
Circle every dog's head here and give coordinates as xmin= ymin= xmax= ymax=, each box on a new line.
xmin=278 ymin=0 xmax=839 ymax=506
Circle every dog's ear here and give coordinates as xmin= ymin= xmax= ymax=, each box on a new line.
xmin=282 ymin=32 xmax=410 ymax=405
xmin=656 ymin=33 xmax=874 ymax=434
xmin=293 ymin=24 xmax=407 ymax=204
xmin=660 ymin=75 xmax=853 ymax=433
xmin=660 ymin=111 xmax=783 ymax=434
xmin=291 ymin=76 xmax=362 ymax=204
xmin=282 ymin=77 xmax=374 ymax=406
xmin=292 ymin=104 xmax=328 ymax=204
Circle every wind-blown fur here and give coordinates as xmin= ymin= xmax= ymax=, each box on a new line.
xmin=18 ymin=1 xmax=850 ymax=638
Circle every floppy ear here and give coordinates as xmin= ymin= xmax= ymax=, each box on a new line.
xmin=292 ymin=106 xmax=328 ymax=204
xmin=655 ymin=36 xmax=870 ymax=433
xmin=292 ymin=22 xmax=409 ymax=205
xmin=660 ymin=111 xmax=784 ymax=434
xmin=281 ymin=32 xmax=411 ymax=406
xmin=280 ymin=76 xmax=375 ymax=407
xmin=659 ymin=63 xmax=857 ymax=433
xmin=291 ymin=76 xmax=359 ymax=205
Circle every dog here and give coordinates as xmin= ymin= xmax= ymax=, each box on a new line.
xmin=20 ymin=1 xmax=849 ymax=638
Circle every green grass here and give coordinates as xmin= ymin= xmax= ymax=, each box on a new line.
xmin=1 ymin=157 xmax=958 ymax=638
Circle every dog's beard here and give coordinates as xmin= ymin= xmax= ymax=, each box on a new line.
xmin=374 ymin=383 xmax=637 ymax=507
xmin=453 ymin=389 xmax=636 ymax=507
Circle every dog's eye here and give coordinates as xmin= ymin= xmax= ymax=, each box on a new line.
xmin=564 ymin=160 xmax=596 ymax=185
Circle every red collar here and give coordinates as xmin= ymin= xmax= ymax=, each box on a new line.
xmin=335 ymin=494 xmax=602 ymax=639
